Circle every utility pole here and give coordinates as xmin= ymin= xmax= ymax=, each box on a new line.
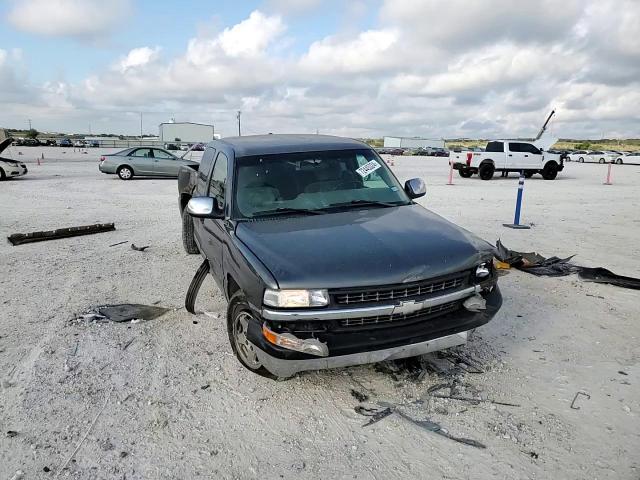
xmin=237 ymin=111 xmax=241 ymax=136
xmin=140 ymin=112 xmax=143 ymax=140
xmin=28 ymin=119 xmax=32 ymax=131
xmin=89 ymin=123 xmax=92 ymax=135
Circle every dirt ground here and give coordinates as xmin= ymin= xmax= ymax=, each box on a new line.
xmin=1 ymin=147 xmax=638 ymax=479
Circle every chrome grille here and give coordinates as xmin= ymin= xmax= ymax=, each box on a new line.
xmin=339 ymin=300 xmax=460 ymax=328
xmin=333 ymin=275 xmax=466 ymax=305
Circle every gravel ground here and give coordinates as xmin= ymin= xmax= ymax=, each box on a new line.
xmin=1 ymin=147 xmax=639 ymax=479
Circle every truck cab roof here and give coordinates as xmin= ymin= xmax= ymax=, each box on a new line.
xmin=209 ymin=134 xmax=369 ymax=157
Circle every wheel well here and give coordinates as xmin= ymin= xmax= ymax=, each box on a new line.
xmin=479 ymin=160 xmax=494 ymax=167
xmin=180 ymin=193 xmax=191 ymax=212
xmin=226 ymin=275 xmax=241 ymax=300
xmin=544 ymin=160 xmax=558 ymax=168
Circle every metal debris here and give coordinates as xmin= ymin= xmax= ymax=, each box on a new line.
xmin=8 ymin=223 xmax=115 ymax=246
xmin=131 ymin=244 xmax=150 ymax=252
xmin=570 ymin=391 xmax=590 ymax=410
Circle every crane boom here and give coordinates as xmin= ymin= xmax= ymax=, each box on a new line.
xmin=534 ymin=110 xmax=555 ymax=141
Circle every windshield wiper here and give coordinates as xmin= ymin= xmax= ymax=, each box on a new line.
xmin=324 ymin=200 xmax=405 ymax=210
xmin=251 ymin=207 xmax=326 ymax=217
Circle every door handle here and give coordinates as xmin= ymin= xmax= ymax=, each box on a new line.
xmin=524 ymin=155 xmax=529 ymax=157
xmin=508 ymin=154 xmax=513 ymax=157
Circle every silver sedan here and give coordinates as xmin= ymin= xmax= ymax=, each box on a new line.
xmin=99 ymin=147 xmax=199 ymax=180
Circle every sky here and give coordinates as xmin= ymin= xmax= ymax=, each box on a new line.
xmin=0 ymin=0 xmax=639 ymax=139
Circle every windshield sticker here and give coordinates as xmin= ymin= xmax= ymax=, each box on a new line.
xmin=356 ymin=160 xmax=381 ymax=178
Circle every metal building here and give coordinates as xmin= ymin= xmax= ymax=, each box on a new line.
xmin=383 ymin=136 xmax=444 ymax=149
xmin=159 ymin=122 xmax=215 ymax=143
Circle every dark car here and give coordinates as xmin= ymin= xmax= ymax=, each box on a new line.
xmin=165 ymin=143 xmax=179 ymax=150
xmin=58 ymin=138 xmax=73 ymax=147
xmin=177 ymin=134 xmax=502 ymax=378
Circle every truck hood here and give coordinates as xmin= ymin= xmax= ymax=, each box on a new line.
xmin=235 ymin=204 xmax=493 ymax=289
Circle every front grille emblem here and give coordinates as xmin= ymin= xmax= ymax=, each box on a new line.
xmin=392 ymin=299 xmax=417 ymax=316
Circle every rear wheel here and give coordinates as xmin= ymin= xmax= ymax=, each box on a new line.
xmin=478 ymin=163 xmax=494 ymax=180
xmin=579 ymin=157 xmax=584 ymax=163
xmin=117 ymin=165 xmax=133 ymax=180
xmin=227 ymin=292 xmax=275 ymax=378
xmin=599 ymin=158 xmax=605 ymax=164
xmin=458 ymin=169 xmax=473 ymax=178
xmin=616 ymin=158 xmax=623 ymax=165
xmin=542 ymin=161 xmax=559 ymax=180
xmin=182 ymin=208 xmax=199 ymax=254
xmin=0 ymin=167 xmax=5 ymax=181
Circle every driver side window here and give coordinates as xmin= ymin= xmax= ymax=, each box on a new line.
xmin=208 ymin=152 xmax=228 ymax=207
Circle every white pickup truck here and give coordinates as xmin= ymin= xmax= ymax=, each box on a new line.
xmin=450 ymin=140 xmax=565 ymax=180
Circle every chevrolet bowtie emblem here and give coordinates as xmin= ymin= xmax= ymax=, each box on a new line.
xmin=392 ymin=299 xmax=418 ymax=316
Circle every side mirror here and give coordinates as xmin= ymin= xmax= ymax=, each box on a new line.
xmin=186 ymin=196 xmax=224 ymax=219
xmin=404 ymin=178 xmax=426 ymax=199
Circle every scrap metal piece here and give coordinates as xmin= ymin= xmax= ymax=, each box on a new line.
xmin=98 ymin=304 xmax=170 ymax=323
xmin=8 ymin=223 xmax=116 ymax=246
xmin=570 ymin=391 xmax=590 ymax=410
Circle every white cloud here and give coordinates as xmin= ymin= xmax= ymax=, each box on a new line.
xmin=7 ymin=0 xmax=131 ymax=38
xmin=117 ymin=47 xmax=161 ymax=73
xmin=300 ymin=29 xmax=398 ymax=74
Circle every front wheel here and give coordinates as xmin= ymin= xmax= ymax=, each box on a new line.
xmin=542 ymin=162 xmax=559 ymax=180
xmin=117 ymin=166 xmax=133 ymax=180
xmin=616 ymin=158 xmax=623 ymax=165
xmin=227 ymin=292 xmax=275 ymax=378
xmin=599 ymin=158 xmax=605 ymax=164
xmin=458 ymin=169 xmax=473 ymax=178
xmin=182 ymin=209 xmax=199 ymax=254
xmin=478 ymin=163 xmax=494 ymax=180
xmin=579 ymin=157 xmax=584 ymax=163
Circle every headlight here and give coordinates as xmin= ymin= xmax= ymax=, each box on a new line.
xmin=263 ymin=289 xmax=329 ymax=308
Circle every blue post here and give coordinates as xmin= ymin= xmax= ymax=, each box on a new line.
xmin=503 ymin=171 xmax=531 ymax=229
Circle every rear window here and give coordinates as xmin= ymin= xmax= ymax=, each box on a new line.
xmin=486 ymin=142 xmax=504 ymax=152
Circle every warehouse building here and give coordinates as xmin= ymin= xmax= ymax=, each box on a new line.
xmin=383 ymin=136 xmax=444 ymax=149
xmin=159 ymin=122 xmax=216 ymax=143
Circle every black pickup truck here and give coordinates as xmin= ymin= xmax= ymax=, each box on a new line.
xmin=177 ymin=134 xmax=502 ymax=378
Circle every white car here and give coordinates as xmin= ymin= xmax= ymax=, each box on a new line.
xmin=613 ymin=151 xmax=640 ymax=164
xmin=0 ymin=136 xmax=28 ymax=180
xmin=566 ymin=150 xmax=589 ymax=162
xmin=575 ymin=150 xmax=615 ymax=163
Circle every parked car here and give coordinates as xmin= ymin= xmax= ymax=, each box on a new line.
xmin=432 ymin=148 xmax=450 ymax=157
xmin=180 ymin=143 xmax=191 ymax=151
xmin=58 ymin=138 xmax=73 ymax=147
xmin=74 ymin=140 xmax=86 ymax=148
xmin=99 ymin=147 xmax=198 ymax=180
xmin=89 ymin=140 xmax=100 ymax=148
xmin=450 ymin=140 xmax=564 ymax=180
xmin=165 ymin=143 xmax=179 ymax=150
xmin=613 ymin=151 xmax=640 ymax=164
xmin=192 ymin=143 xmax=205 ymax=151
xmin=377 ymin=147 xmax=404 ymax=155
xmin=0 ymin=136 xmax=28 ymax=180
xmin=20 ymin=138 xmax=40 ymax=147
xmin=177 ymin=134 xmax=502 ymax=378
xmin=39 ymin=139 xmax=56 ymax=146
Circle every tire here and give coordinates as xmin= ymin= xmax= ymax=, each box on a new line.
xmin=458 ymin=169 xmax=473 ymax=178
xmin=616 ymin=158 xmax=623 ymax=165
xmin=524 ymin=171 xmax=534 ymax=178
xmin=182 ymin=208 xmax=199 ymax=254
xmin=542 ymin=161 xmax=559 ymax=180
xmin=0 ymin=167 xmax=5 ymax=181
xmin=227 ymin=291 xmax=275 ymax=379
xmin=478 ymin=163 xmax=495 ymax=180
xmin=579 ymin=157 xmax=584 ymax=163
xmin=598 ymin=158 xmax=605 ymax=164
xmin=117 ymin=165 xmax=133 ymax=180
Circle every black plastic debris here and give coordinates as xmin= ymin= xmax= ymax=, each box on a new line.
xmin=131 ymin=244 xmax=150 ymax=252
xmin=185 ymin=260 xmax=210 ymax=314
xmin=98 ymin=304 xmax=170 ymax=323
xmin=495 ymin=240 xmax=640 ymax=289
xmin=8 ymin=223 xmax=115 ymax=246
xmin=350 ymin=389 xmax=369 ymax=402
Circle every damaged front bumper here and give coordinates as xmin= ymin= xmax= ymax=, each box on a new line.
xmin=246 ymin=285 xmax=502 ymax=378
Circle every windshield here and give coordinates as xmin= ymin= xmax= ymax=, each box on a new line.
xmin=233 ymin=148 xmax=410 ymax=218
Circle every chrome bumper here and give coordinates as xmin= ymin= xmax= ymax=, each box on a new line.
xmin=253 ymin=330 xmax=469 ymax=378
xmin=261 ymin=285 xmax=481 ymax=321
